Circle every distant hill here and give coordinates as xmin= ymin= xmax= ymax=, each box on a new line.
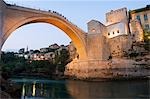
xmin=2 ymin=49 xmax=18 ymax=52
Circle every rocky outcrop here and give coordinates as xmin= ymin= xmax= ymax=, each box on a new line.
xmin=65 ymin=57 xmax=150 ymax=80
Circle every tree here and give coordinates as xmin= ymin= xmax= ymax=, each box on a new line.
xmin=54 ymin=49 xmax=70 ymax=72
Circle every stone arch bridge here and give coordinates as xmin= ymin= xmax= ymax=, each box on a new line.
xmin=0 ymin=0 xmax=110 ymax=79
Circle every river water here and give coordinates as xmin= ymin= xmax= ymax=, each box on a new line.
xmin=9 ymin=78 xmax=149 ymax=99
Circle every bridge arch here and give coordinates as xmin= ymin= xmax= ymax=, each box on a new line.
xmin=2 ymin=15 xmax=87 ymax=60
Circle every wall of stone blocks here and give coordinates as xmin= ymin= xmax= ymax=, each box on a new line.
xmin=87 ymin=20 xmax=106 ymax=34
xmin=106 ymin=7 xmax=128 ymax=25
xmin=108 ymin=35 xmax=132 ymax=57
xmin=87 ymin=20 xmax=110 ymax=60
xmin=129 ymin=19 xmax=144 ymax=42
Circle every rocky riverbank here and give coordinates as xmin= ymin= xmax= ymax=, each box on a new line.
xmin=65 ymin=55 xmax=150 ymax=80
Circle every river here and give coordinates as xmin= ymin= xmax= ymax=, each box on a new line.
xmin=9 ymin=77 xmax=149 ymax=99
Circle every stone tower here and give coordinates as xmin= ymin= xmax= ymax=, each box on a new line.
xmin=87 ymin=20 xmax=110 ymax=60
xmin=105 ymin=8 xmax=129 ymax=38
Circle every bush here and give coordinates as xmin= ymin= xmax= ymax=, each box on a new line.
xmin=129 ymin=53 xmax=139 ymax=58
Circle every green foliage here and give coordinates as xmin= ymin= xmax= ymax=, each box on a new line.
xmin=27 ymin=60 xmax=56 ymax=74
xmin=129 ymin=52 xmax=139 ymax=58
xmin=0 ymin=52 xmax=27 ymax=79
xmin=54 ymin=49 xmax=70 ymax=72
xmin=1 ymin=49 xmax=70 ymax=78
xmin=143 ymin=29 xmax=150 ymax=51
xmin=144 ymin=29 xmax=150 ymax=41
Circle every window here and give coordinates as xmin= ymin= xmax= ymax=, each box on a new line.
xmin=92 ymin=29 xmax=96 ymax=32
xmin=145 ymin=24 xmax=150 ymax=29
xmin=136 ymin=15 xmax=141 ymax=22
xmin=108 ymin=32 xmax=110 ymax=35
xmin=113 ymin=31 xmax=115 ymax=34
xmin=133 ymin=34 xmax=135 ymax=37
xmin=144 ymin=14 xmax=148 ymax=21
xmin=117 ymin=30 xmax=119 ymax=33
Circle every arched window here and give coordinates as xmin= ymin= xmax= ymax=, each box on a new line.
xmin=92 ymin=29 xmax=96 ymax=32
xmin=117 ymin=30 xmax=119 ymax=33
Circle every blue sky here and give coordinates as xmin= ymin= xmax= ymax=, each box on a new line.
xmin=2 ymin=0 xmax=150 ymax=52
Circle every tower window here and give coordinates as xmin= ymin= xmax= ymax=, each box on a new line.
xmin=133 ymin=34 xmax=135 ymax=37
xmin=136 ymin=15 xmax=141 ymax=22
xmin=92 ymin=29 xmax=96 ymax=32
xmin=145 ymin=24 xmax=149 ymax=29
xmin=108 ymin=32 xmax=110 ymax=35
xmin=117 ymin=30 xmax=119 ymax=33
xmin=144 ymin=14 xmax=148 ymax=21
xmin=113 ymin=31 xmax=115 ymax=34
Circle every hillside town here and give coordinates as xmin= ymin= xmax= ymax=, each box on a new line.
xmin=16 ymin=42 xmax=78 ymax=63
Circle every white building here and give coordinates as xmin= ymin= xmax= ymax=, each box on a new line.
xmin=106 ymin=22 xmax=128 ymax=38
xmin=30 ymin=53 xmax=45 ymax=61
xmin=105 ymin=7 xmax=129 ymax=38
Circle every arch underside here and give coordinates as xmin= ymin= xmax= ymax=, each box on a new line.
xmin=3 ymin=12 xmax=87 ymax=60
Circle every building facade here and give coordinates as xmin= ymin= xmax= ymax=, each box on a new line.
xmin=87 ymin=6 xmax=149 ymax=58
xmin=106 ymin=7 xmax=129 ymax=38
xmin=130 ymin=5 xmax=150 ymax=31
xmin=106 ymin=22 xmax=128 ymax=38
xmin=129 ymin=5 xmax=150 ymax=41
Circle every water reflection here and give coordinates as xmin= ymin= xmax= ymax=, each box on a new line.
xmin=10 ymin=78 xmax=149 ymax=99
xmin=11 ymin=79 xmax=71 ymax=99
xmin=21 ymin=82 xmax=49 ymax=98
xmin=66 ymin=80 xmax=150 ymax=99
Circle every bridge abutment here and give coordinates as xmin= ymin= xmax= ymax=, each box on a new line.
xmin=65 ymin=58 xmax=150 ymax=80
xmin=65 ymin=20 xmax=113 ymax=79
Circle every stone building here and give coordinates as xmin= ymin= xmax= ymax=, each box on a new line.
xmin=44 ymin=52 xmax=55 ymax=62
xmin=106 ymin=8 xmax=128 ymax=25
xmin=87 ymin=20 xmax=110 ymax=60
xmin=49 ymin=43 xmax=60 ymax=50
xmin=129 ymin=19 xmax=144 ymax=42
xmin=105 ymin=8 xmax=131 ymax=57
xmin=129 ymin=5 xmax=150 ymax=42
xmin=130 ymin=5 xmax=150 ymax=31
xmin=106 ymin=22 xmax=128 ymax=38
xmin=128 ymin=5 xmax=150 ymax=53
xmin=40 ymin=47 xmax=49 ymax=53
xmin=86 ymin=8 xmax=130 ymax=58
xmin=87 ymin=6 xmax=149 ymax=58
xmin=30 ymin=53 xmax=45 ymax=61
xmin=105 ymin=7 xmax=129 ymax=38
